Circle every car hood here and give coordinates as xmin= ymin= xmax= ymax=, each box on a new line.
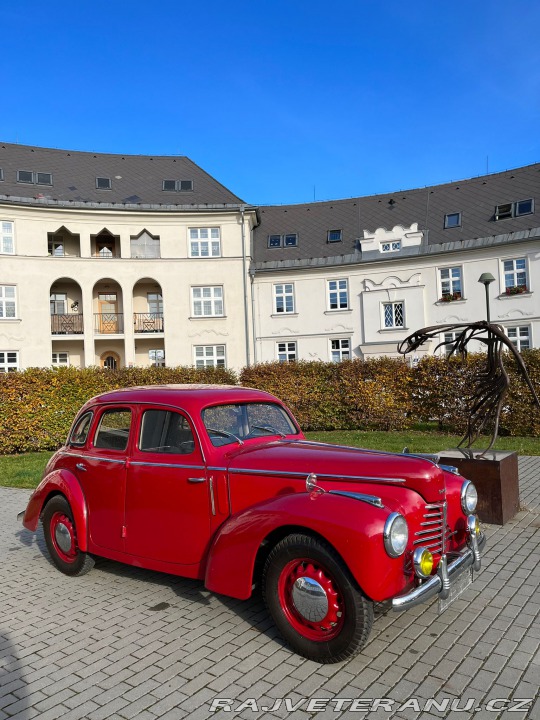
xmin=226 ymin=439 xmax=446 ymax=503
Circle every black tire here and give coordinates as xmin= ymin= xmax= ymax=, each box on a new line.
xmin=263 ymin=533 xmax=373 ymax=663
xmin=42 ymin=496 xmax=95 ymax=577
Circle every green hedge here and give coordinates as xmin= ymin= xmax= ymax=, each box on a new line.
xmin=0 ymin=365 xmax=236 ymax=454
xmin=1 ymin=352 xmax=539 ymax=454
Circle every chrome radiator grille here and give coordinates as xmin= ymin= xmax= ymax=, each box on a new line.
xmin=413 ymin=502 xmax=447 ymax=555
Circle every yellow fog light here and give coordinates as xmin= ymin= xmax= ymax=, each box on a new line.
xmin=413 ymin=548 xmax=434 ymax=579
xmin=468 ymin=514 xmax=481 ymax=536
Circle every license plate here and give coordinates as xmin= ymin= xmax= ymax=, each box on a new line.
xmin=438 ymin=568 xmax=473 ymax=614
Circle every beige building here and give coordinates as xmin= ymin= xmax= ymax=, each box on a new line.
xmin=0 ymin=144 xmax=256 ymax=371
xmin=1 ymin=143 xmax=538 ymax=372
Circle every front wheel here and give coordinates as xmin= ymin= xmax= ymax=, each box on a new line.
xmin=263 ymin=534 xmax=373 ymax=663
xmin=42 ymin=496 xmax=95 ymax=577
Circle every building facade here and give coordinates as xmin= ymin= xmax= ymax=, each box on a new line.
xmin=0 ymin=143 xmax=257 ymax=372
xmin=252 ymin=164 xmax=540 ymax=363
xmin=0 ymin=142 xmax=538 ymax=372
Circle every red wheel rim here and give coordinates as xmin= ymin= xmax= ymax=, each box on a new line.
xmin=277 ymin=558 xmax=344 ymax=641
xmin=50 ymin=511 xmax=78 ymax=563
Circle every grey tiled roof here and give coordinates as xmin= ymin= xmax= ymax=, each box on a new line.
xmin=0 ymin=142 xmax=244 ymax=207
xmin=254 ymin=163 xmax=540 ymax=262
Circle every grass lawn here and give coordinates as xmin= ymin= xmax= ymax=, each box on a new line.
xmin=1 ymin=428 xmax=538 ymax=490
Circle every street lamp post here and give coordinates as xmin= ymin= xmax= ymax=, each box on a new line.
xmin=478 ymin=272 xmax=496 ymax=323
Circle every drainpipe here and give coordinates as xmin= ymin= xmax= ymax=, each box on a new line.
xmin=240 ymin=205 xmax=251 ymax=367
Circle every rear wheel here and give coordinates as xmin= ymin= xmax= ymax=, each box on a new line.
xmin=42 ymin=496 xmax=94 ymax=576
xmin=263 ymin=533 xmax=373 ymax=663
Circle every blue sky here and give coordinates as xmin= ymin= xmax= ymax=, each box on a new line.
xmin=1 ymin=1 xmax=539 ymax=205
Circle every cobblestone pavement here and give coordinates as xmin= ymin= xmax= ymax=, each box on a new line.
xmin=1 ymin=458 xmax=539 ymax=720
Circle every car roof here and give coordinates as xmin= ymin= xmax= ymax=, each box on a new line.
xmin=85 ymin=384 xmax=279 ymax=409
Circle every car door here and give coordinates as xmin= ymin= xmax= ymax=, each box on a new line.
xmin=74 ymin=406 xmax=132 ymax=552
xmin=124 ymin=406 xmax=212 ymax=565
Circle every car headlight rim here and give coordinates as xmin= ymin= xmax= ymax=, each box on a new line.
xmin=461 ymin=479 xmax=478 ymax=515
xmin=383 ymin=512 xmax=409 ymax=558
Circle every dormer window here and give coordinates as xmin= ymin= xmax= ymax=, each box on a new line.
xmin=17 ymin=170 xmax=34 ymax=184
xmin=16 ymin=170 xmax=53 ymax=185
xmin=444 ymin=212 xmax=461 ymax=228
xmin=267 ymin=233 xmax=298 ymax=248
xmin=381 ymin=241 xmax=401 ymax=253
xmin=36 ymin=172 xmax=52 ymax=185
xmin=162 ymin=180 xmax=194 ymax=192
xmin=328 ymin=229 xmax=342 ymax=243
xmin=0 ymin=168 xmax=4 ymax=181
xmin=96 ymin=177 xmax=111 ymax=190
xmin=495 ymin=199 xmax=533 ymax=220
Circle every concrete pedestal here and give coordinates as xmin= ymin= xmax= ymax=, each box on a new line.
xmin=438 ymin=449 xmax=519 ymax=526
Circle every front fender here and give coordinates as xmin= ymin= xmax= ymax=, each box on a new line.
xmin=22 ymin=470 xmax=89 ymax=551
xmin=204 ymin=491 xmax=410 ymax=602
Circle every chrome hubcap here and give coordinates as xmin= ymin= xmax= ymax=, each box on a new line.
xmin=55 ymin=522 xmax=72 ymax=553
xmin=291 ymin=576 xmax=328 ymax=622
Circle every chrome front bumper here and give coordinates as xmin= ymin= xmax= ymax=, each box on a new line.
xmin=392 ymin=530 xmax=486 ymax=612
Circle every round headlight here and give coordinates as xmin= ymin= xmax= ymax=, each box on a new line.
xmin=461 ymin=480 xmax=478 ymax=515
xmin=383 ymin=512 xmax=409 ymax=558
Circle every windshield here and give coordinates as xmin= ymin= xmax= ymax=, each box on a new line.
xmin=202 ymin=402 xmax=299 ymax=446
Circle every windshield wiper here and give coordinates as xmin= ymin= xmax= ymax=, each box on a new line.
xmin=250 ymin=424 xmax=286 ymax=439
xmin=206 ymin=427 xmax=244 ymax=445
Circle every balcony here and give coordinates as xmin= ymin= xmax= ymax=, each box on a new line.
xmin=133 ymin=313 xmax=164 ymax=333
xmin=94 ymin=313 xmax=124 ymax=334
xmin=51 ymin=314 xmax=84 ymax=335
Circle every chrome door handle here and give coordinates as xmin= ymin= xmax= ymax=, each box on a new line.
xmin=188 ymin=477 xmax=206 ymax=484
xmin=76 ymin=463 xmax=87 ymax=472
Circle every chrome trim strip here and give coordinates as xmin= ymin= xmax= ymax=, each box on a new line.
xmin=329 ymin=490 xmax=384 ymax=508
xmin=90 ymin=456 xmax=126 ymax=465
xmin=129 ymin=461 xmax=206 ymax=470
xmin=207 ymin=466 xmax=227 ymax=472
xmin=392 ymin=533 xmax=486 ymax=611
xmin=209 ymin=477 xmax=216 ymax=515
xmin=228 ymin=467 xmax=406 ymax=483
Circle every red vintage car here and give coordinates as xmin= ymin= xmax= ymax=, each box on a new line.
xmin=20 ymin=385 xmax=484 ymax=663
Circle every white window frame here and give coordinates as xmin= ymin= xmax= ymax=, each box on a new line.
xmin=382 ymin=301 xmax=405 ymax=329
xmin=380 ymin=241 xmax=401 ymax=253
xmin=52 ymin=352 xmax=69 ymax=367
xmin=191 ymin=286 xmax=224 ymax=317
xmin=193 ymin=344 xmax=226 ymax=368
xmin=277 ymin=341 xmax=297 ymax=363
xmin=502 ymin=257 xmax=528 ymax=292
xmin=505 ymin=326 xmax=531 ymax=352
xmin=50 ymin=292 xmax=67 ymax=315
xmin=273 ymin=283 xmax=295 ymax=314
xmin=0 ymin=285 xmax=17 ymax=319
xmin=189 ymin=227 xmax=221 ymax=258
xmin=1 ymin=221 xmax=14 ymax=255
xmin=149 ymin=349 xmax=165 ymax=367
xmin=0 ymin=351 xmax=19 ymax=372
xmin=444 ymin=212 xmax=461 ymax=229
xmin=330 ymin=338 xmax=351 ymax=362
xmin=438 ymin=266 xmax=463 ymax=298
xmin=327 ymin=279 xmax=349 ymax=310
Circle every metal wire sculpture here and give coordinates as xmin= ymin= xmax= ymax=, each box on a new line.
xmin=398 ymin=321 xmax=540 ymax=454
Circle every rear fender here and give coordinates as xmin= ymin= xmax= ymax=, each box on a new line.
xmin=204 ymin=491 xmax=408 ymax=602
xmin=22 ymin=470 xmax=89 ymax=551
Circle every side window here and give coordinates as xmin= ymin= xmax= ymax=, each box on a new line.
xmin=69 ymin=412 xmax=93 ymax=446
xmin=139 ymin=410 xmax=195 ymax=454
xmin=94 ymin=409 xmax=132 ymax=451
